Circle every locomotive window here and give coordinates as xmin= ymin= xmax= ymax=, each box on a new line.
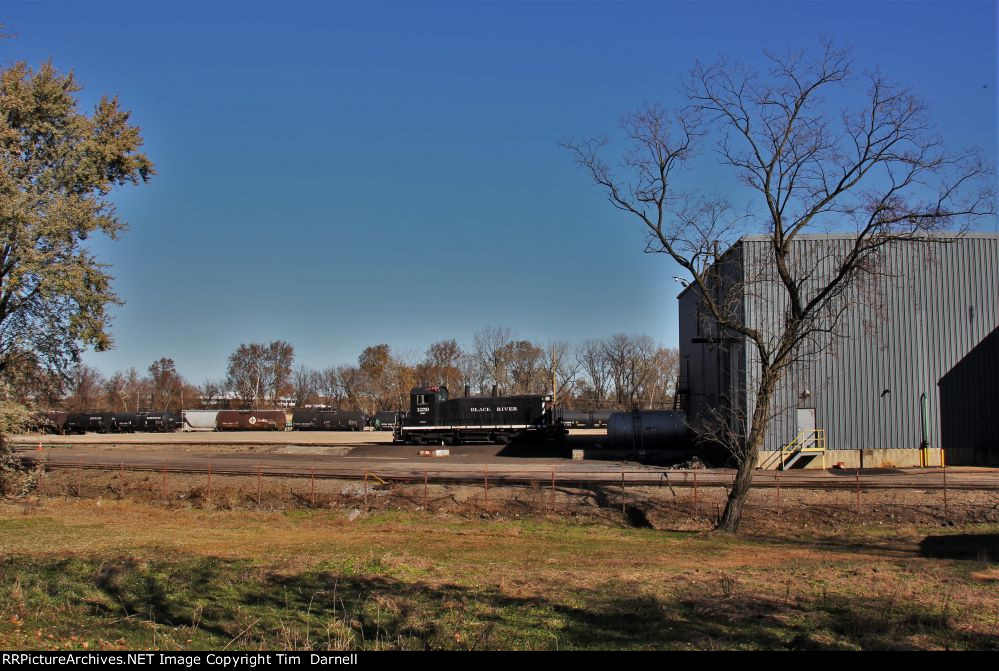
xmin=416 ymin=395 xmax=427 ymax=405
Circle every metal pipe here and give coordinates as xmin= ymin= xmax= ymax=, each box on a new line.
xmin=920 ymin=392 xmax=930 ymax=450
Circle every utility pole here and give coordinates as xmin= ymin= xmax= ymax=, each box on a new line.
xmin=551 ymin=344 xmax=558 ymax=408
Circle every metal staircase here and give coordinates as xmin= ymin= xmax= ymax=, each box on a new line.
xmin=760 ymin=429 xmax=827 ymax=470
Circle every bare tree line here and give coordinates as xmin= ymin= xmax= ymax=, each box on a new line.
xmin=57 ymin=358 xmax=200 ymax=414
xmin=207 ymin=329 xmax=677 ymax=412
xmin=48 ymin=330 xmax=678 ymax=413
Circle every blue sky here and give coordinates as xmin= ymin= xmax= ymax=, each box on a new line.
xmin=2 ymin=1 xmax=996 ymax=382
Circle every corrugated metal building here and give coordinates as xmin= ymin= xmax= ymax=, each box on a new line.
xmin=677 ymin=233 xmax=999 ymax=466
xmin=939 ymin=326 xmax=999 ymax=464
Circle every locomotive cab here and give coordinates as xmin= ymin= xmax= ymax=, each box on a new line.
xmin=408 ymin=385 xmax=448 ymax=426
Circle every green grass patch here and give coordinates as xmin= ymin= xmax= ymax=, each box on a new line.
xmin=0 ymin=503 xmax=996 ymax=650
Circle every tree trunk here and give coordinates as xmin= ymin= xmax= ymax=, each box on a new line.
xmin=716 ymin=366 xmax=778 ymax=532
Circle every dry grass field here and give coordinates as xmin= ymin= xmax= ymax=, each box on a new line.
xmin=1 ymin=485 xmax=997 ymax=650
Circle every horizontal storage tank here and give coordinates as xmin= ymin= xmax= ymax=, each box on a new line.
xmin=113 ymin=412 xmax=141 ymax=432
xmin=291 ymin=410 xmax=323 ymax=430
xmin=141 ymin=411 xmax=180 ymax=432
xmin=65 ymin=412 xmax=115 ymax=434
xmin=216 ymin=410 xmax=286 ymax=431
xmin=607 ymin=411 xmax=689 ymax=449
xmin=560 ymin=410 xmax=614 ymax=428
xmin=182 ymin=410 xmax=218 ymax=431
xmin=42 ymin=411 xmax=68 ymax=434
xmin=560 ymin=410 xmax=590 ymax=428
xmin=590 ymin=410 xmax=613 ymax=428
xmin=320 ymin=410 xmax=366 ymax=431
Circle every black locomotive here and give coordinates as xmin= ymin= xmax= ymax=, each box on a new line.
xmin=394 ymin=385 xmax=566 ymax=445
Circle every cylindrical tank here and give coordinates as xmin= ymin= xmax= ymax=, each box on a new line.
xmin=607 ymin=411 xmax=689 ymax=449
xmin=590 ymin=410 xmax=613 ymax=428
xmin=182 ymin=410 xmax=218 ymax=431
xmin=216 ymin=409 xmax=286 ymax=431
xmin=560 ymin=410 xmax=589 ymax=428
xmin=141 ymin=411 xmax=180 ymax=432
xmin=319 ymin=410 xmax=366 ymax=431
xmin=64 ymin=412 xmax=90 ymax=434
xmin=64 ymin=412 xmax=115 ymax=434
xmin=43 ymin=411 xmax=69 ymax=434
xmin=291 ymin=410 xmax=322 ymax=430
xmin=112 ymin=412 xmax=140 ymax=432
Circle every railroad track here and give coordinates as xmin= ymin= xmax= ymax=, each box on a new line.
xmin=16 ymin=452 xmax=999 ymax=491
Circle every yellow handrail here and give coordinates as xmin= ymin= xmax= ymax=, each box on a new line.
xmin=779 ymin=429 xmax=826 ymax=469
xmin=757 ymin=429 xmax=827 ymax=470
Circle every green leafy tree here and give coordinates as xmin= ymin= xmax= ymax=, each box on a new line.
xmin=0 ymin=61 xmax=154 ymax=381
xmin=0 ymin=380 xmax=33 ymax=495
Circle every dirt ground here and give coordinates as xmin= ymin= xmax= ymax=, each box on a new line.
xmin=23 ymin=466 xmax=999 ymax=533
xmin=2 ymin=456 xmax=998 ymax=650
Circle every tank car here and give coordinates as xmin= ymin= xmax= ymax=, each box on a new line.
xmin=216 ymin=409 xmax=286 ymax=431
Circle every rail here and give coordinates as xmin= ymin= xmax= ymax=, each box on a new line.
xmin=16 ymin=454 xmax=999 ymax=491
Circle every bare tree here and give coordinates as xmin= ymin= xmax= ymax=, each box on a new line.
xmin=333 ymin=365 xmax=363 ymax=412
xmin=318 ymin=366 xmax=342 ymax=409
xmin=148 ymin=358 xmax=184 ymax=410
xmin=357 ymin=344 xmax=395 ymax=412
xmin=542 ymin=341 xmax=580 ymax=405
xmin=291 ymin=366 xmax=321 ymax=407
xmin=564 ymin=41 xmax=993 ymax=532
xmin=63 ymin=364 xmax=105 ymax=411
xmin=457 ymin=351 xmax=482 ymax=396
xmin=472 ymin=326 xmax=514 ymax=394
xmin=122 ymin=368 xmax=147 ymax=411
xmin=387 ymin=355 xmax=416 ymax=411
xmin=601 ymin=333 xmax=657 ymax=407
xmin=638 ymin=346 xmax=679 ymax=408
xmin=421 ymin=339 xmax=463 ymax=390
xmin=225 ymin=341 xmax=295 ymax=406
xmin=103 ymin=372 xmax=129 ymax=411
xmin=508 ymin=340 xmax=544 ymax=394
xmin=198 ymin=378 xmax=227 ymax=409
xmin=576 ymin=339 xmax=611 ymax=408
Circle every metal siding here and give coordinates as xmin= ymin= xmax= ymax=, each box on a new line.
xmin=685 ymin=234 xmax=999 ymax=452
xmin=939 ymin=326 xmax=999 ymax=461
xmin=741 ymin=234 xmax=999 ymax=451
xmin=679 ymin=243 xmax=745 ymax=432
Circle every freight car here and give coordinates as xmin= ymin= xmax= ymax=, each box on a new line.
xmin=216 ymin=409 xmax=286 ymax=431
xmin=607 ymin=410 xmax=689 ymax=449
xmin=140 ymin=411 xmax=180 ymax=432
xmin=372 ymin=411 xmax=402 ymax=430
xmin=394 ymin=386 xmax=565 ymax=445
xmin=560 ymin=409 xmax=612 ymax=428
xmin=112 ymin=412 xmax=142 ymax=432
xmin=291 ymin=410 xmax=323 ymax=430
xmin=40 ymin=411 xmax=69 ymax=434
xmin=64 ymin=412 xmax=116 ymax=434
xmin=182 ymin=410 xmax=218 ymax=432
xmin=291 ymin=409 xmax=366 ymax=431
xmin=55 ymin=411 xmax=180 ymax=434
